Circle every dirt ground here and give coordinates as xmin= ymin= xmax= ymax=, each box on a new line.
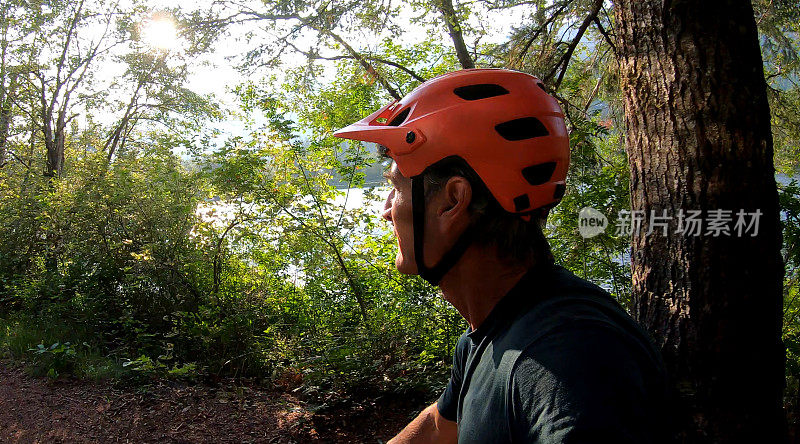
xmin=0 ymin=362 xmax=423 ymax=443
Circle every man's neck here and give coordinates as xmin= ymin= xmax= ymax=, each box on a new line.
xmin=438 ymin=246 xmax=529 ymax=331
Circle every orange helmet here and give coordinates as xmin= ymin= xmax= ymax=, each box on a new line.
xmin=334 ymin=68 xmax=569 ymax=213
xmin=334 ymin=68 xmax=569 ymax=285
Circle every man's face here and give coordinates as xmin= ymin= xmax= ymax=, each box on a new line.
xmin=382 ymin=162 xmax=417 ymax=274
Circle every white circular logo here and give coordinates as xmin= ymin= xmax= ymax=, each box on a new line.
xmin=578 ymin=207 xmax=608 ymax=238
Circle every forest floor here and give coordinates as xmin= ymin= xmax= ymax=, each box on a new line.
xmin=0 ymin=361 xmax=424 ymax=443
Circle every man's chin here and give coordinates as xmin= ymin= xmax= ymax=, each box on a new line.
xmin=395 ymin=256 xmax=419 ymax=275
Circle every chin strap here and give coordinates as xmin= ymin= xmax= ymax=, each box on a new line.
xmin=411 ymin=175 xmax=476 ymax=286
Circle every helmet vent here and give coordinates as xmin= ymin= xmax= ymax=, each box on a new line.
xmin=522 ymin=162 xmax=557 ymax=186
xmin=553 ymin=183 xmax=566 ymax=199
xmin=513 ymin=194 xmax=531 ymax=212
xmin=453 ymin=84 xmax=509 ymax=101
xmin=388 ymin=108 xmax=411 ymax=126
xmin=495 ymin=117 xmax=549 ymax=141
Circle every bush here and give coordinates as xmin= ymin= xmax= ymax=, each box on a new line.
xmin=29 ymin=342 xmax=77 ymax=379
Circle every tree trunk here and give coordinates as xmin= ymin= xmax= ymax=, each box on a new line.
xmin=614 ymin=0 xmax=785 ymax=441
xmin=0 ymin=72 xmax=14 ymax=167
xmin=44 ymin=106 xmax=68 ymax=177
xmin=44 ymin=128 xmax=65 ymax=178
xmin=436 ymin=0 xmax=474 ymax=69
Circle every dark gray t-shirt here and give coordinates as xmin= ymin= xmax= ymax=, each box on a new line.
xmin=437 ymin=265 xmax=667 ymax=443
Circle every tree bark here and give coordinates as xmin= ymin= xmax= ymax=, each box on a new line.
xmin=614 ymin=0 xmax=785 ymax=441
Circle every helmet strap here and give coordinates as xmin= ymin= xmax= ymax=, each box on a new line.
xmin=411 ymin=174 xmax=476 ymax=286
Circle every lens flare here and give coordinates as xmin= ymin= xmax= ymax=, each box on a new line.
xmin=140 ymin=15 xmax=179 ymax=51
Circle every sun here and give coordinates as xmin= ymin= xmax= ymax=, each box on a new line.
xmin=140 ymin=15 xmax=179 ymax=52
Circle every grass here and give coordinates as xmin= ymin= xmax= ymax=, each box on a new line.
xmin=0 ymin=315 xmax=125 ymax=380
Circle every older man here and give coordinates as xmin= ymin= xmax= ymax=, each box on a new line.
xmin=335 ymin=69 xmax=667 ymax=443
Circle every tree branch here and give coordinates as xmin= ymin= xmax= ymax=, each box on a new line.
xmin=436 ymin=0 xmax=474 ymax=69
xmin=583 ymin=71 xmax=604 ymax=114
xmin=593 ymin=16 xmax=616 ymax=53
xmin=54 ymin=0 xmax=85 ymax=91
xmin=303 ymin=19 xmax=402 ymax=100
xmin=511 ymin=0 xmax=571 ymax=68
xmin=285 ymin=41 xmax=427 ymax=83
xmin=545 ymin=0 xmax=603 ymax=91
xmin=293 ymin=151 xmax=370 ymax=325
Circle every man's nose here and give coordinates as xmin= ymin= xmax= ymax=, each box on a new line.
xmin=382 ymin=189 xmax=395 ymax=222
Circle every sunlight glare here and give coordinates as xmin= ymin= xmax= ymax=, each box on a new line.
xmin=140 ymin=15 xmax=179 ymax=51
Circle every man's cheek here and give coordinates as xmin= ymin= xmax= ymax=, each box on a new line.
xmin=395 ymin=233 xmax=407 ymax=259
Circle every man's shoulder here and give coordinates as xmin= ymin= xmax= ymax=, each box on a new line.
xmin=496 ymin=265 xmax=642 ymax=351
xmin=523 ymin=266 xmax=659 ymax=357
xmin=501 ymin=268 xmax=668 ymax=442
xmin=447 ymin=266 xmax=667 ymax=442
xmin=471 ymin=265 xmax=658 ymax=395
xmin=495 ymin=264 xmax=667 ymax=406
xmin=510 ymin=265 xmax=625 ymax=321
xmin=506 ymin=322 xmax=668 ymax=443
xmin=508 ymin=319 xmax=663 ymax=389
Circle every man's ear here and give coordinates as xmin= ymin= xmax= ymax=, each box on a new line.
xmin=437 ymin=176 xmax=472 ymax=220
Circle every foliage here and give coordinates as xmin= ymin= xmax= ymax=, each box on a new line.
xmin=755 ymin=0 xmax=800 ymax=174
xmin=781 ymin=181 xmax=800 ymax=415
xmin=0 ymin=0 xmax=796 ymax=427
xmin=29 ymin=341 xmax=78 ymax=379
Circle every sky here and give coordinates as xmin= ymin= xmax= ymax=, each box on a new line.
xmin=58 ymin=0 xmax=543 ymax=184
xmin=119 ymin=0 xmax=532 ymax=163
xmin=147 ymin=0 xmax=530 ymax=128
